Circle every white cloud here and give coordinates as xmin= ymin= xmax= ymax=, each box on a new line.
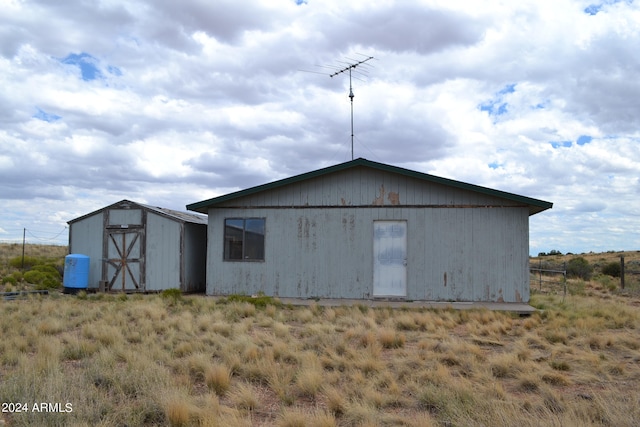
xmin=0 ymin=0 xmax=638 ymax=255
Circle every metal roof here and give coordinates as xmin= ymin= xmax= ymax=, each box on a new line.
xmin=186 ymin=158 xmax=553 ymax=216
xmin=68 ymin=200 xmax=208 ymax=225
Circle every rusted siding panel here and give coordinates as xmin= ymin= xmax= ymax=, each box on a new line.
xmin=214 ymin=168 xmax=525 ymax=209
xmin=69 ymin=212 xmax=104 ymax=289
xmin=208 ymin=207 xmax=373 ymax=298
xmin=416 ymin=207 xmax=529 ymax=302
xmin=206 ymin=205 xmax=530 ymax=302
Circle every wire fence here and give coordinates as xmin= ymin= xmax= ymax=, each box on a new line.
xmin=620 ymin=256 xmax=640 ymax=290
xmin=0 ymin=227 xmax=68 ymax=245
xmin=529 ymin=260 xmax=567 ymax=297
xmin=530 ymin=255 xmax=640 ymax=296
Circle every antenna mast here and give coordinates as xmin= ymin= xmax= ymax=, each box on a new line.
xmin=330 ymin=56 xmax=374 ymax=160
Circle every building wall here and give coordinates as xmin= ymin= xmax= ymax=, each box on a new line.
xmin=145 ymin=212 xmax=180 ymax=291
xmin=70 ymin=202 xmax=207 ymax=293
xmin=206 ymin=206 xmax=530 ymax=302
xmin=69 ymin=212 xmax=104 ymax=289
xmin=213 ymin=167 xmax=524 ymax=209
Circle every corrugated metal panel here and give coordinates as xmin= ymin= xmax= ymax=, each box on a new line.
xmin=206 ymin=206 xmax=530 ymax=302
xmin=68 ymin=212 xmax=104 ymax=289
xmin=209 ymin=168 xmax=525 ymax=210
xmin=188 ymin=158 xmax=552 ymax=215
xmin=145 ymin=212 xmax=180 ymax=291
xmin=141 ymin=204 xmax=208 ymax=224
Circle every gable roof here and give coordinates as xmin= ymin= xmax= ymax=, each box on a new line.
xmin=68 ymin=199 xmax=208 ymax=225
xmin=187 ymin=158 xmax=553 ymax=216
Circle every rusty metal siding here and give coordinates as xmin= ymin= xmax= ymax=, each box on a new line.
xmin=69 ymin=212 xmax=104 ymax=289
xmin=416 ymin=207 xmax=529 ymax=302
xmin=212 ymin=168 xmax=524 ymax=209
xmin=208 ymin=207 xmax=370 ymax=298
xmin=206 ymin=205 xmax=530 ymax=302
xmin=145 ymin=212 xmax=181 ymax=291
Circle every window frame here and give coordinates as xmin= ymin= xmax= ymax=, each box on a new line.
xmin=223 ymin=217 xmax=266 ymax=262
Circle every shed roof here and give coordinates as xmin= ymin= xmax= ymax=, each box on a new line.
xmin=187 ymin=158 xmax=553 ymax=216
xmin=68 ymin=200 xmax=208 ymax=225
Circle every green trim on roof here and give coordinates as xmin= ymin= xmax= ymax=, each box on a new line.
xmin=186 ymin=158 xmax=553 ymax=215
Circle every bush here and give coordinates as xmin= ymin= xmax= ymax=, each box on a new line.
xmin=8 ymin=256 xmax=40 ymax=269
xmin=37 ymin=277 xmax=61 ymax=290
xmin=602 ymin=262 xmax=621 ymax=278
xmin=160 ymin=288 xmax=183 ymax=303
xmin=2 ymin=276 xmax=17 ymax=285
xmin=223 ymin=293 xmax=281 ymax=308
xmin=567 ymin=257 xmax=593 ymax=281
xmin=23 ymin=267 xmax=62 ymax=289
xmin=23 ymin=270 xmax=45 ymax=284
xmin=32 ymin=264 xmax=61 ymax=280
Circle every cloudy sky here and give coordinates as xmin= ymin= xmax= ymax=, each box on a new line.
xmin=1 ymin=0 xmax=638 ymax=255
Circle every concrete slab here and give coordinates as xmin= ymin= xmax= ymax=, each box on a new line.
xmin=275 ymin=298 xmax=537 ymax=315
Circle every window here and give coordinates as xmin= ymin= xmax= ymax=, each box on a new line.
xmin=224 ymin=218 xmax=265 ymax=261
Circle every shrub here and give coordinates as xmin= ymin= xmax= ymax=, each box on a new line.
xmin=567 ymin=257 xmax=593 ymax=280
xmin=32 ymin=264 xmax=61 ymax=279
xmin=23 ymin=269 xmax=61 ymax=289
xmin=224 ymin=293 xmax=281 ymax=308
xmin=161 ymin=288 xmax=183 ymax=303
xmin=602 ymin=262 xmax=621 ymax=278
xmin=2 ymin=276 xmax=17 ymax=285
xmin=37 ymin=277 xmax=61 ymax=290
xmin=8 ymin=256 xmax=40 ymax=269
xmin=23 ymin=270 xmax=45 ymax=284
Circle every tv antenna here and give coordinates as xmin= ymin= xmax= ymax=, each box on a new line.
xmin=301 ymin=55 xmax=375 ymax=160
xmin=329 ymin=56 xmax=374 ymax=160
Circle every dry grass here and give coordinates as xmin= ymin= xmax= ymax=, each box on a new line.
xmin=0 ymin=243 xmax=67 ymax=262
xmin=1 ymin=246 xmax=640 ymax=426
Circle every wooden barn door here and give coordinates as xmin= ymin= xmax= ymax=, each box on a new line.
xmin=102 ymin=205 xmax=145 ymax=292
xmin=105 ymin=229 xmax=144 ymax=291
xmin=373 ymin=220 xmax=407 ymax=297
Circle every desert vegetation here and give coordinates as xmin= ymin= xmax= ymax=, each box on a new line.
xmin=1 ymin=246 xmax=639 ymax=426
xmin=0 ymin=244 xmax=66 ymax=292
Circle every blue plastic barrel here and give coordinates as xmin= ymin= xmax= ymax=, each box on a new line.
xmin=63 ymin=254 xmax=90 ymax=294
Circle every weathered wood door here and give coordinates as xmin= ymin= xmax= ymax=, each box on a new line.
xmin=373 ymin=220 xmax=407 ymax=297
xmin=104 ymin=228 xmax=144 ymax=291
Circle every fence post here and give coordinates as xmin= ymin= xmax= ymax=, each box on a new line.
xmin=563 ymin=261 xmax=567 ymax=299
xmin=539 ymin=258 xmax=543 ymax=291
xmin=21 ymin=228 xmax=26 ymax=270
xmin=620 ymin=256 xmax=625 ymax=290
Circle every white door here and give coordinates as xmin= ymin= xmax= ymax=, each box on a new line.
xmin=373 ymin=221 xmax=407 ymax=297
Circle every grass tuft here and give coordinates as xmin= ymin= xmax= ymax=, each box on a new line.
xmin=205 ymin=364 xmax=232 ymax=396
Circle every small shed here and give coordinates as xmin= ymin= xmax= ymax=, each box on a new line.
xmin=68 ymin=200 xmax=207 ymax=292
xmin=187 ymin=158 xmax=552 ymax=303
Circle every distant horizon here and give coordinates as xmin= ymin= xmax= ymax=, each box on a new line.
xmin=1 ymin=240 xmax=638 ymax=259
